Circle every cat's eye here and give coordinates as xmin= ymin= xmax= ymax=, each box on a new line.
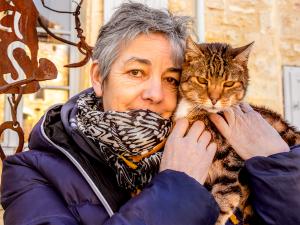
xmin=197 ymin=77 xmax=208 ymax=85
xmin=224 ymin=81 xmax=235 ymax=87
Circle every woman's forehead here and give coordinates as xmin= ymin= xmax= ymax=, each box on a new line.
xmin=116 ymin=33 xmax=178 ymax=67
xmin=124 ymin=57 xmax=152 ymax=66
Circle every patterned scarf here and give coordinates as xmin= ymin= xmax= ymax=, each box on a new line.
xmin=76 ymin=92 xmax=173 ymax=193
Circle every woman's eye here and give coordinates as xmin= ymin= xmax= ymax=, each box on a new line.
xmin=129 ymin=70 xmax=143 ymax=77
xmin=197 ymin=77 xmax=208 ymax=85
xmin=224 ymin=81 xmax=235 ymax=87
xmin=165 ymin=77 xmax=179 ymax=86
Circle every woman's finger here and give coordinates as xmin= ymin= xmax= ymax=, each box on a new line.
xmin=240 ymin=102 xmax=254 ymax=113
xmin=171 ymin=118 xmax=189 ymax=138
xmin=206 ymin=142 xmax=217 ymax=158
xmin=223 ymin=107 xmax=235 ymax=125
xmin=209 ymin=113 xmax=230 ymax=138
xmin=185 ymin=121 xmax=205 ymax=141
xmin=232 ymin=105 xmax=244 ymax=116
xmin=197 ymin=131 xmax=211 ymax=149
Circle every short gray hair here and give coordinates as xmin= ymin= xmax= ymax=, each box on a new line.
xmin=92 ymin=2 xmax=192 ymax=82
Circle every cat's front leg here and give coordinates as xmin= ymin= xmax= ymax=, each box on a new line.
xmin=212 ymin=182 xmax=242 ymax=225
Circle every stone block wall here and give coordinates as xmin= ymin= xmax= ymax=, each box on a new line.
xmin=169 ymin=0 xmax=196 ymax=17
xmin=79 ymin=0 xmax=104 ymax=89
xmin=204 ymin=0 xmax=300 ymax=115
xmin=279 ymin=0 xmax=300 ymax=66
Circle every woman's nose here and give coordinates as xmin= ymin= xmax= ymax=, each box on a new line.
xmin=142 ymin=77 xmax=164 ymax=103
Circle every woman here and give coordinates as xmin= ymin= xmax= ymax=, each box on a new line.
xmin=1 ymin=2 xmax=300 ymax=225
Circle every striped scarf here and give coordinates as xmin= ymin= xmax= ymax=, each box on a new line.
xmin=76 ymin=92 xmax=173 ymax=193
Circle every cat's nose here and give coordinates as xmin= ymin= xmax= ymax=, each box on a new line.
xmin=211 ymin=99 xmax=218 ymax=105
xmin=208 ymin=91 xmax=220 ymax=105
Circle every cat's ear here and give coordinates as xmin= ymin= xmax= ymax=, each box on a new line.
xmin=232 ymin=42 xmax=254 ymax=63
xmin=185 ymin=36 xmax=204 ymax=62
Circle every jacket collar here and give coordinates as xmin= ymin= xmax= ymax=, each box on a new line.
xmin=28 ymin=88 xmax=130 ymax=215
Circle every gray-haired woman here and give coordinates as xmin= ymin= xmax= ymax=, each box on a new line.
xmin=2 ymin=2 xmax=300 ymax=225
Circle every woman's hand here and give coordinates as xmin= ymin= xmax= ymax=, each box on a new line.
xmin=209 ymin=103 xmax=290 ymax=160
xmin=160 ymin=118 xmax=217 ymax=185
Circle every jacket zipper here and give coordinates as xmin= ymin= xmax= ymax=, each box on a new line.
xmin=40 ymin=105 xmax=114 ymax=217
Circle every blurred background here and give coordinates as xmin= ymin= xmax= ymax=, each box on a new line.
xmin=1 ymin=0 xmax=300 ymax=156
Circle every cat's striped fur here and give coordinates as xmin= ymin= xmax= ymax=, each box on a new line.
xmin=175 ymin=37 xmax=300 ymax=225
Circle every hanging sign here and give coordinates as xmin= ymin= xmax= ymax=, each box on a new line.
xmin=0 ymin=0 xmax=57 ymax=94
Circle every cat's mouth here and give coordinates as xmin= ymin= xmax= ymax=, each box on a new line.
xmin=202 ymin=106 xmax=224 ymax=113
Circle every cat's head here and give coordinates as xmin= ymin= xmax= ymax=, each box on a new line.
xmin=180 ymin=37 xmax=254 ymax=113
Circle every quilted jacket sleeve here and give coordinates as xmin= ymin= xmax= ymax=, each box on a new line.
xmin=1 ymin=152 xmax=219 ymax=225
xmin=1 ymin=156 xmax=79 ymax=225
xmin=105 ymin=170 xmax=219 ymax=225
xmin=245 ymin=145 xmax=300 ymax=225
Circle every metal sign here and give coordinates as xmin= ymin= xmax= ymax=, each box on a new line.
xmin=0 ymin=0 xmax=57 ymax=94
xmin=0 ymin=0 xmax=92 ymax=160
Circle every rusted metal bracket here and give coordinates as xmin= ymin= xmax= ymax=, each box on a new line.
xmin=38 ymin=0 xmax=93 ymax=68
xmin=0 ymin=88 xmax=24 ymax=160
xmin=0 ymin=0 xmax=92 ymax=160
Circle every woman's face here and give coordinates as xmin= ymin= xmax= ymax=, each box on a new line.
xmin=91 ymin=33 xmax=181 ymax=119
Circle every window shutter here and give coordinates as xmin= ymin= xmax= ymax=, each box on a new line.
xmin=283 ymin=66 xmax=300 ymax=129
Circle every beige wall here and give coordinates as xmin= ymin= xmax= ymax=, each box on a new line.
xmin=79 ymin=0 xmax=104 ymax=91
xmin=279 ymin=0 xmax=300 ymax=66
xmin=204 ymin=0 xmax=300 ymax=115
xmin=169 ymin=0 xmax=196 ymax=17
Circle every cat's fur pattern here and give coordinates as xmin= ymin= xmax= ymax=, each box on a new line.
xmin=175 ymin=37 xmax=300 ymax=225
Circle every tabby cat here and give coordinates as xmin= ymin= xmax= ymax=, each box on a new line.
xmin=174 ymin=37 xmax=300 ymax=225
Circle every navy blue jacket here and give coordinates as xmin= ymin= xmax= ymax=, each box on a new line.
xmin=2 ymin=89 xmax=300 ymax=225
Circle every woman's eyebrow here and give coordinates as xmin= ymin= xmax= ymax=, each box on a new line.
xmin=125 ymin=57 xmax=151 ymax=65
xmin=166 ymin=67 xmax=182 ymax=73
xmin=124 ymin=57 xmax=181 ymax=73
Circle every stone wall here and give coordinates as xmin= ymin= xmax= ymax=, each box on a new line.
xmin=279 ymin=0 xmax=300 ymax=66
xmin=79 ymin=0 xmax=104 ymax=90
xmin=169 ymin=0 xmax=196 ymax=17
xmin=204 ymin=0 xmax=300 ymax=115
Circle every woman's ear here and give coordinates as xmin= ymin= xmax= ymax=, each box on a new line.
xmin=90 ymin=61 xmax=103 ymax=97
